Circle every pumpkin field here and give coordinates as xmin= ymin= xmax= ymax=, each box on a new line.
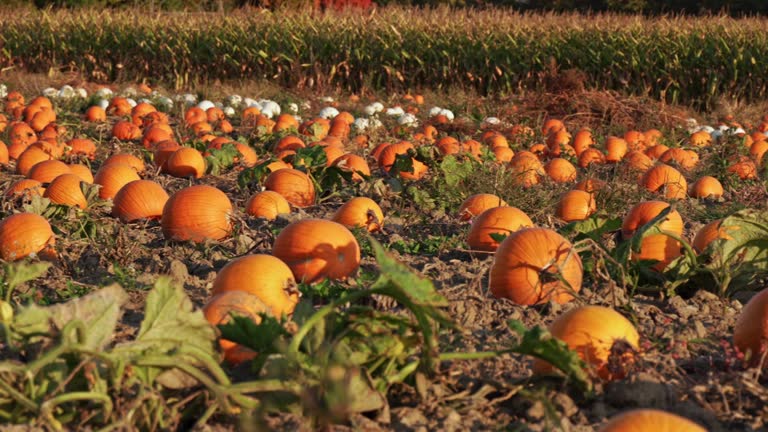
xmin=2 ymin=7 xmax=768 ymax=432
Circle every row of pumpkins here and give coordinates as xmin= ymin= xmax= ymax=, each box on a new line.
xmin=0 ymin=91 xmax=764 ymax=431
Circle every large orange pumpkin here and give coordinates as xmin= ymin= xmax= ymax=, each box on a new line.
xmin=533 ymin=305 xmax=639 ymax=380
xmin=112 ymin=180 xmax=170 ymax=223
xmin=211 ymin=254 xmax=299 ymax=318
xmin=161 ymin=185 xmax=233 ymax=242
xmin=467 ymin=206 xmax=533 ymax=252
xmin=734 ymin=289 xmax=768 ymax=367
xmin=332 ymin=197 xmax=385 ymax=232
xmin=489 ymin=228 xmax=582 ymax=305
xmin=599 ymin=409 xmax=706 ymax=432
xmin=103 ymin=153 xmax=146 ymax=174
xmin=94 ymin=163 xmax=141 ymax=200
xmin=264 ymin=168 xmax=316 ymax=208
xmin=44 ymin=174 xmax=87 ymax=209
xmin=272 ymin=219 xmax=361 ymax=283
xmin=164 ymin=147 xmax=206 ymax=179
xmin=0 ymin=213 xmax=55 ymax=261
xmin=27 ymin=160 xmax=72 ymax=184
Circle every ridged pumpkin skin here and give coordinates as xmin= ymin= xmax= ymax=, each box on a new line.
xmin=0 ymin=213 xmax=55 ymax=261
xmin=203 ymin=291 xmax=267 ymax=365
xmin=458 ymin=193 xmax=508 ymax=221
xmin=333 ymin=154 xmax=371 ymax=182
xmin=604 ymin=136 xmax=628 ymax=162
xmin=623 ymin=150 xmax=653 ymax=172
xmin=533 ymin=306 xmax=640 ymax=380
xmin=556 ymin=190 xmax=596 ymax=222
xmin=272 ymin=219 xmax=361 ymax=283
xmin=211 ymin=254 xmax=298 ymax=318
xmin=27 ymin=160 xmax=72 ymax=184
xmin=489 ymin=228 xmax=583 ymax=305
xmin=245 ymin=190 xmax=291 ymax=221
xmin=264 ymin=168 xmax=316 ymax=208
xmin=544 ymin=158 xmax=578 ymax=183
xmin=622 ymin=201 xmax=684 ymax=271
xmin=16 ymin=146 xmax=53 ymax=176
xmin=112 ymin=180 xmax=170 ymax=223
xmin=689 ymin=176 xmax=724 ymax=199
xmin=6 ymin=179 xmax=45 ymax=198
xmin=332 ymin=197 xmax=385 ymax=232
xmin=164 ymin=147 xmax=206 ymax=179
xmin=734 ymin=289 xmax=768 ymax=367
xmin=68 ymin=164 xmax=94 ymax=184
xmin=467 ymin=206 xmax=534 ymax=252
xmin=598 ymin=409 xmax=706 ymax=432
xmin=103 ymin=153 xmax=146 ymax=174
xmin=44 ymin=174 xmax=87 ymax=209
xmin=161 ymin=185 xmax=233 ymax=242
xmin=94 ymin=162 xmax=141 ymax=200
xmin=640 ymin=164 xmax=687 ymax=200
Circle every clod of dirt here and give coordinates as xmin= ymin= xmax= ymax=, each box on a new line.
xmin=392 ymin=407 xmax=428 ymax=431
xmin=168 ymin=259 xmax=189 ymax=284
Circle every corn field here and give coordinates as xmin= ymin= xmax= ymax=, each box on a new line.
xmin=1 ymin=8 xmax=768 ymax=108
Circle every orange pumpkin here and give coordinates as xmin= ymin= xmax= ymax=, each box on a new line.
xmin=578 ymin=148 xmax=606 ymax=168
xmin=66 ymin=138 xmax=97 ymax=160
xmin=599 ymin=409 xmax=706 ymax=432
xmin=623 ymin=130 xmax=646 ymax=151
xmin=544 ymin=158 xmax=577 ymax=183
xmin=658 ymin=148 xmax=699 ymax=170
xmin=245 ymin=190 xmax=291 ymax=220
xmin=16 ymin=146 xmax=53 ymax=176
xmin=112 ymin=120 xmax=141 ymax=141
xmin=689 ymin=130 xmax=712 ymax=147
xmin=727 ymin=159 xmax=758 ymax=180
xmin=332 ymin=197 xmax=385 ymax=232
xmin=112 ymin=180 xmax=170 ymax=223
xmin=572 ymin=129 xmax=594 ymax=155
xmin=203 ymin=291 xmax=266 ymax=365
xmin=640 ymin=164 xmax=687 ymax=200
xmin=542 ymin=118 xmax=565 ymax=136
xmin=68 ymin=164 xmax=94 ymax=184
xmin=211 ymin=254 xmax=299 ymax=318
xmin=6 ymin=179 xmax=45 ymax=198
xmin=493 ymin=146 xmax=514 ymax=163
xmin=623 ymin=150 xmax=654 ymax=172
xmin=458 ymin=193 xmax=508 ymax=221
xmin=692 ymin=219 xmax=737 ymax=254
xmin=734 ymin=289 xmax=768 ymax=367
xmin=509 ymin=152 xmax=544 ymax=187
xmin=573 ymin=178 xmax=606 ymax=194
xmin=467 ymin=206 xmax=534 ymax=252
xmin=0 ymin=213 xmax=55 ymax=261
xmin=489 ymin=228 xmax=582 ymax=305
xmin=164 ymin=147 xmax=206 ymax=179
xmin=688 ymin=176 xmax=723 ymax=199
xmin=94 ymin=163 xmax=141 ymax=200
xmin=107 ymin=97 xmax=132 ymax=116
xmin=153 ymin=140 xmax=182 ymax=170
xmin=622 ymin=201 xmax=683 ymax=271
xmin=161 ymin=185 xmax=233 ymax=242
xmin=264 ymin=168 xmax=316 ymax=208
xmin=604 ymin=136 xmax=628 ymax=163
xmin=84 ymin=106 xmax=107 ymax=122
xmin=44 ymin=174 xmax=87 ymax=209
xmin=333 ymin=154 xmax=371 ymax=182
xmin=556 ymin=190 xmax=596 ymax=222
xmin=27 ymin=160 xmax=72 ymax=184
xmin=272 ymin=219 xmax=361 ymax=283
xmin=103 ymin=153 xmax=146 ymax=174
xmin=0 ymin=141 xmax=8 ymax=165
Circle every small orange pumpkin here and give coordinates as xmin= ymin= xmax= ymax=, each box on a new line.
xmin=112 ymin=180 xmax=170 ymax=223
xmin=533 ymin=306 xmax=639 ymax=380
xmin=333 ymin=154 xmax=371 ymax=182
xmin=161 ymin=185 xmax=233 ymax=242
xmin=604 ymin=136 xmax=628 ymax=163
xmin=44 ymin=174 xmax=87 ymax=209
xmin=734 ymin=289 xmax=768 ymax=368
xmin=556 ymin=190 xmax=596 ymax=222
xmin=658 ymin=148 xmax=699 ymax=170
xmin=112 ymin=120 xmax=141 ymax=141
xmin=6 ymin=179 xmax=45 ymax=198
xmin=0 ymin=212 xmax=55 ymax=261
xmin=692 ymin=219 xmax=737 ymax=254
xmin=489 ymin=227 xmax=582 ymax=305
xmin=211 ymin=254 xmax=299 ymax=318
xmin=68 ymin=164 xmax=94 ymax=184
xmin=544 ymin=158 xmax=578 ymax=183
xmin=458 ymin=194 xmax=507 ymax=222
xmin=203 ymin=291 xmax=266 ymax=365
xmin=16 ymin=146 xmax=53 ymax=176
xmin=264 ymin=168 xmax=316 ymax=208
xmin=640 ymin=164 xmax=687 ymax=200
xmin=578 ymin=148 xmax=606 ymax=168
xmin=84 ymin=106 xmax=107 ymax=122
xmin=245 ymin=190 xmax=291 ymax=220
xmin=332 ymin=197 xmax=385 ymax=232
xmin=66 ymin=138 xmax=97 ymax=160
xmin=272 ymin=219 xmax=361 ymax=283
xmin=622 ymin=201 xmax=683 ymax=271
xmin=467 ymin=206 xmax=533 ymax=252
xmin=103 ymin=153 xmax=146 ymax=174
xmin=688 ymin=176 xmax=723 ymax=199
